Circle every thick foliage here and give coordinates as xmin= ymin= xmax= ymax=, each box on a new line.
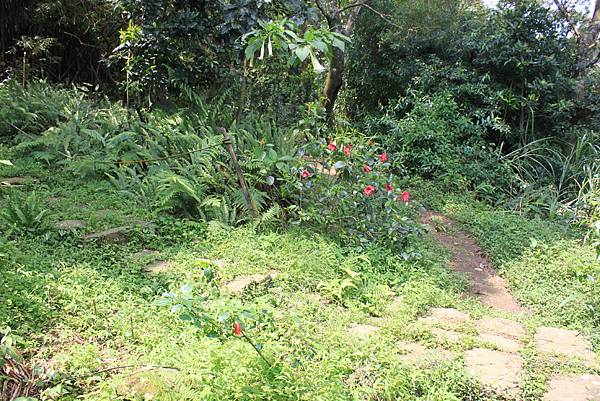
xmin=287 ymin=135 xmax=423 ymax=250
xmin=364 ymin=93 xmax=513 ymax=199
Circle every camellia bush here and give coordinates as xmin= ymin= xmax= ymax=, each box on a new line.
xmin=286 ymin=135 xmax=423 ymax=250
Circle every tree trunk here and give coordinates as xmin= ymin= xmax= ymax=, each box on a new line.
xmin=577 ymin=0 xmax=600 ymax=75
xmin=323 ymin=42 xmax=344 ymax=119
xmin=322 ymin=4 xmax=362 ymax=121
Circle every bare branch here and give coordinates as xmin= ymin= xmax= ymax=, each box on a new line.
xmin=363 ymin=3 xmax=403 ymax=30
xmin=337 ymin=1 xmax=367 ymax=16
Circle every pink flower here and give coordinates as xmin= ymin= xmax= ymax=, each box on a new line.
xmin=363 ymin=164 xmax=372 ymax=173
xmin=379 ymin=153 xmax=388 ymax=162
xmin=385 ymin=183 xmax=394 ymax=192
xmin=300 ymin=170 xmax=311 ymax=179
xmin=233 ymin=322 xmax=242 ymax=336
xmin=343 ymin=144 xmax=352 ymax=156
xmin=402 ymin=191 xmax=410 ymax=203
xmin=363 ymin=185 xmax=376 ymax=196
xmin=327 ymin=143 xmax=337 ymax=152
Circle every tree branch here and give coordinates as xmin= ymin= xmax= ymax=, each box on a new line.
xmin=362 ymin=3 xmax=403 ymax=30
xmin=552 ymin=0 xmax=581 ymax=39
xmin=337 ymin=1 xmax=367 ymax=16
xmin=344 ymin=3 xmax=363 ymax=36
xmin=314 ymin=0 xmax=333 ymax=24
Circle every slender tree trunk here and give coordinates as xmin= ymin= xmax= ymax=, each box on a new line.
xmin=323 ymin=39 xmax=344 ymax=119
xmin=322 ymin=4 xmax=362 ymax=121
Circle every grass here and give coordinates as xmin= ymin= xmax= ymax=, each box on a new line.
xmin=1 ymin=158 xmax=599 ymax=400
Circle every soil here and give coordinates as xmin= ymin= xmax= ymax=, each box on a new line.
xmin=419 ymin=211 xmax=525 ymax=313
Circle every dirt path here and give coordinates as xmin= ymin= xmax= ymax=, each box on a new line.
xmin=419 ymin=211 xmax=525 ymax=313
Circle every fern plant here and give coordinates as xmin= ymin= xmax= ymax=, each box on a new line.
xmin=0 ymin=192 xmax=50 ymax=235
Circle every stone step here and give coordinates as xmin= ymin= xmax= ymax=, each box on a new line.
xmin=465 ymin=348 xmax=523 ymax=398
xmin=534 ymin=326 xmax=597 ymax=368
xmin=543 ymin=374 xmax=600 ymax=401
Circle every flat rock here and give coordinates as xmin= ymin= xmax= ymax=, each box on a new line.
xmin=54 ymin=220 xmax=86 ymax=230
xmin=543 ymin=374 xmax=600 ymax=401
xmin=82 ymin=226 xmax=130 ymax=243
xmin=419 ymin=308 xmax=470 ymax=326
xmin=224 ymin=271 xmax=278 ymax=295
xmin=132 ymin=249 xmax=158 ymax=259
xmin=477 ymin=317 xmax=526 ymax=339
xmin=1 ymin=177 xmax=35 ymax=185
xmin=465 ymin=348 xmax=522 ymax=398
xmin=348 ymin=324 xmax=380 ymax=338
xmin=534 ymin=327 xmax=596 ymax=367
xmin=398 ymin=341 xmax=455 ymax=366
xmin=430 ymin=327 xmax=462 ymax=344
xmin=477 ymin=333 xmax=522 ymax=353
xmin=82 ymin=221 xmax=155 ymax=243
xmin=144 ymin=261 xmax=171 ymax=274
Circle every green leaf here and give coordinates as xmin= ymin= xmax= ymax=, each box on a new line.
xmin=295 ymin=46 xmax=310 ymax=62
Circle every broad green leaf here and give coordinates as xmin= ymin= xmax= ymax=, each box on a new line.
xmin=295 ymin=46 xmax=310 ymax=62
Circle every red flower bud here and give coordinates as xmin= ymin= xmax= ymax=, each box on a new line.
xmin=327 ymin=143 xmax=337 ymax=152
xmin=379 ymin=153 xmax=388 ymax=162
xmin=233 ymin=322 xmax=242 ymax=336
xmin=343 ymin=144 xmax=352 ymax=156
xmin=385 ymin=182 xmax=394 ymax=192
xmin=402 ymin=191 xmax=410 ymax=203
xmin=363 ymin=185 xmax=376 ymax=196
xmin=363 ymin=164 xmax=372 ymax=173
xmin=300 ymin=170 xmax=311 ymax=179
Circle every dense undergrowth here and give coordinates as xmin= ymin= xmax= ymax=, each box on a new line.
xmin=2 ymin=0 xmax=599 ymax=399
xmin=2 ymin=149 xmax=599 ymax=400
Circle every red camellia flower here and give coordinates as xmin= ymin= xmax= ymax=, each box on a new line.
xmin=364 ymin=185 xmax=376 ymax=196
xmin=343 ymin=144 xmax=352 ymax=156
xmin=379 ymin=153 xmax=388 ymax=162
xmin=385 ymin=182 xmax=394 ymax=192
xmin=402 ymin=191 xmax=410 ymax=203
xmin=363 ymin=164 xmax=372 ymax=173
xmin=327 ymin=143 xmax=337 ymax=152
xmin=233 ymin=322 xmax=242 ymax=336
xmin=300 ymin=170 xmax=311 ymax=179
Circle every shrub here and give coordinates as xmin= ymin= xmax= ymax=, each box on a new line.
xmin=365 ymin=93 xmax=513 ymax=198
xmin=286 ymin=135 xmax=422 ymax=250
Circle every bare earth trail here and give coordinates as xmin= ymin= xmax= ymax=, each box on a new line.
xmin=419 ymin=211 xmax=525 ymax=313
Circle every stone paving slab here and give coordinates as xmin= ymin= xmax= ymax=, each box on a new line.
xmin=348 ymin=324 xmax=380 ymax=339
xmin=465 ymin=348 xmax=522 ymax=398
xmin=0 ymin=176 xmax=36 ymax=185
xmin=430 ymin=327 xmax=462 ymax=344
xmin=144 ymin=261 xmax=172 ymax=274
xmin=418 ymin=308 xmax=470 ymax=326
xmin=398 ymin=341 xmax=455 ymax=367
xmin=534 ymin=326 xmax=597 ymax=367
xmin=543 ymin=374 xmax=600 ymax=401
xmin=54 ymin=220 xmax=86 ymax=230
xmin=224 ymin=271 xmax=279 ymax=295
xmin=132 ymin=249 xmax=158 ymax=259
xmin=477 ymin=317 xmax=526 ymax=339
xmin=477 ymin=332 xmax=522 ymax=353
